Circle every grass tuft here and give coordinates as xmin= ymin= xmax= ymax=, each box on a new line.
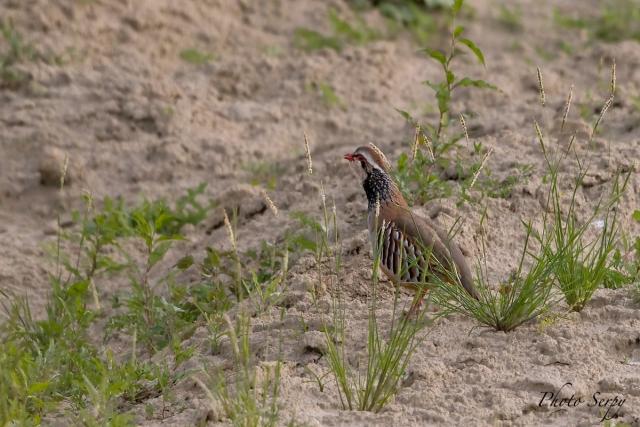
xmin=433 ymin=214 xmax=560 ymax=332
xmin=0 ymin=20 xmax=36 ymax=87
xmin=537 ymin=162 xmax=629 ymax=312
xmin=324 ymin=291 xmax=428 ymax=411
xmin=306 ymin=81 xmax=345 ymax=109
xmin=294 ymin=9 xmax=378 ymax=52
xmin=497 ymin=4 xmax=523 ymax=32
xmin=374 ymin=1 xmax=449 ymax=45
xmin=197 ymin=314 xmax=281 ymax=427
xmin=532 ymin=63 xmax=630 ymax=311
xmin=0 ymin=182 xmax=289 ymax=424
xmin=244 ymin=161 xmax=286 ymax=191
xmin=554 ymin=1 xmax=640 ymax=43
xmin=435 ymin=64 xmax=633 ymax=326
xmin=322 ymin=201 xmax=429 ymax=412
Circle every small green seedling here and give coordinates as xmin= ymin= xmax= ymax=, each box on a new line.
xmin=294 ymin=8 xmax=378 ymax=52
xmin=179 ymin=48 xmax=215 ymax=65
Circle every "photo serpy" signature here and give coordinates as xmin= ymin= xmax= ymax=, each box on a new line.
xmin=538 ymin=382 xmax=626 ymax=422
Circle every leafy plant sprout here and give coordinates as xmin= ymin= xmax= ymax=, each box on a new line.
xmin=393 ymin=0 xmax=499 ymax=205
xmin=0 ymin=178 xmax=292 ymax=425
xmin=403 ymin=0 xmax=496 ymax=147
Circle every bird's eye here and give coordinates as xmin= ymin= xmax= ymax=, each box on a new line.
xmin=360 ymin=160 xmax=366 ymax=170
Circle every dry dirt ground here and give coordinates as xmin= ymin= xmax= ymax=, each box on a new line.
xmin=1 ymin=0 xmax=640 ymax=425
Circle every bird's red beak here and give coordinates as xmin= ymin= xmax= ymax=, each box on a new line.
xmin=344 ymin=153 xmax=356 ymax=162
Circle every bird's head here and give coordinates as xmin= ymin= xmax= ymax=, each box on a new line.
xmin=343 ymin=143 xmax=392 ymax=176
xmin=344 ymin=143 xmax=405 ymax=209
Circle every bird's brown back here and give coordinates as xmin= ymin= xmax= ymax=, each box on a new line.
xmin=372 ymin=203 xmax=479 ymax=299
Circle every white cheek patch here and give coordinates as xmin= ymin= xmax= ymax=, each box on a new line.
xmin=347 ymin=161 xmax=367 ymax=180
xmin=359 ymin=151 xmax=384 ymax=172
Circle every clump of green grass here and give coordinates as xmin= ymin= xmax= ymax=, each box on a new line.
xmin=497 ymin=4 xmax=523 ymax=32
xmin=604 ymin=210 xmax=640 ymax=291
xmin=535 ymin=45 xmax=557 ymax=62
xmin=557 ymin=40 xmax=575 ymax=55
xmin=408 ymin=0 xmax=496 ymax=145
xmin=535 ymin=127 xmax=630 ymax=310
xmin=244 ymin=161 xmax=286 ymax=191
xmin=202 ymin=233 xmax=290 ymax=311
xmin=0 ymin=168 xmax=291 ymax=423
xmin=316 ymin=81 xmax=344 ymax=108
xmin=323 ymin=231 xmax=430 ymax=411
xmin=325 ymin=296 xmax=428 ymax=411
xmin=289 ymin=186 xmax=342 ymax=300
xmin=0 ymin=169 xmax=152 ymax=424
xmin=617 ymin=212 xmax=640 ymax=303
xmin=531 ymin=62 xmax=632 ymax=311
xmin=534 ymin=139 xmax=630 ymax=312
xmin=305 ymin=81 xmax=345 ymax=109
xmin=394 ymin=148 xmax=452 ymax=203
xmin=554 ymin=1 xmax=640 ymax=43
xmin=294 ymin=8 xmax=379 ymax=52
xmin=433 ymin=213 xmax=561 ymax=332
xmin=0 ymin=20 xmax=36 ymax=87
xmin=0 ymin=20 xmax=86 ymax=87
xmin=552 ymin=8 xmax=588 ymax=30
xmin=592 ymin=0 xmax=640 ymax=42
xmin=103 ymin=206 xmax=195 ymax=351
xmin=404 ymin=0 xmax=495 ymax=145
xmin=0 ymin=253 xmax=152 ymax=425
xmin=197 ymin=314 xmax=281 ymax=427
xmin=64 ymin=183 xmax=215 ymax=352
xmin=0 ymin=183 xmax=225 ymax=424
xmin=371 ymin=1 xmax=449 ymax=45
xmin=179 ymin=48 xmax=215 ymax=65
xmin=634 ymin=281 xmax=640 ymax=305
xmin=470 ymin=163 xmax=533 ymax=200
xmin=293 ymin=28 xmax=342 ymax=52
xmin=454 ymin=147 xmax=534 ymax=205
xmin=180 ymin=203 xmax=290 ymax=424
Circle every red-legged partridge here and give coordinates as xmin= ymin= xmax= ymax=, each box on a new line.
xmin=344 ymin=144 xmax=479 ymax=311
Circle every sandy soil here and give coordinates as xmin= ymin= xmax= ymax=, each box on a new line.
xmin=1 ymin=0 xmax=640 ymax=425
